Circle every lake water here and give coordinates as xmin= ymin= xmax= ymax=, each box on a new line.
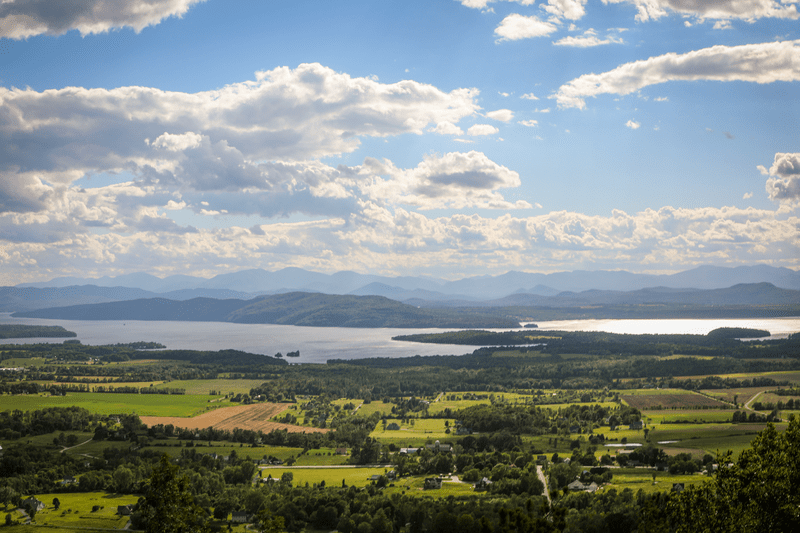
xmin=2 ymin=313 xmax=798 ymax=364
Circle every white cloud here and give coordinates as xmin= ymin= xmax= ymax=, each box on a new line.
xmin=743 ymin=192 xmax=754 ymax=199
xmin=761 ymin=153 xmax=800 ymax=204
xmin=150 ymin=132 xmax=203 ymax=151
xmin=521 ymin=93 xmax=539 ymax=100
xmin=468 ymin=124 xmax=501 ymax=136
xmin=542 ymin=0 xmax=588 ymax=21
xmin=0 ymin=0 xmax=206 ymax=39
xmin=3 ymin=203 xmax=798 ymax=284
xmin=601 ymin=0 xmax=799 ymax=23
xmin=553 ymin=29 xmax=624 ymax=47
xmin=713 ymin=19 xmax=734 ymax=30
xmin=495 ymin=14 xmax=558 ymax=41
xmin=362 ymin=151 xmax=532 ymax=210
xmin=625 ymin=119 xmax=641 ymax=129
xmin=0 ymin=63 xmax=479 ymax=214
xmin=457 ymin=0 xmax=537 ymax=9
xmin=518 ymin=119 xmax=539 ymax=127
xmin=429 ymin=122 xmax=465 ymax=135
xmin=533 ymin=107 xmax=551 ymax=113
xmin=486 ymin=109 xmax=515 ymax=122
xmin=554 ymin=40 xmax=800 ymax=109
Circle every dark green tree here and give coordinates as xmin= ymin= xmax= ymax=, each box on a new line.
xmin=136 ymin=455 xmax=209 ymax=533
xmin=660 ymin=416 xmax=800 ymax=532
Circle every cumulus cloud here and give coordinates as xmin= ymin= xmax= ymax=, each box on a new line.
xmin=429 ymin=122 xmax=465 ymax=135
xmin=553 ymin=28 xmax=624 ymax=47
xmin=3 ymin=203 xmax=798 ymax=284
xmin=743 ymin=192 xmax=754 ymax=199
xmin=554 ymin=40 xmax=800 ymax=109
xmin=361 ymin=151 xmax=532 ymax=210
xmin=542 ymin=0 xmax=588 ymax=21
xmin=761 ymin=153 xmax=800 ymax=203
xmin=518 ymin=119 xmax=539 ymax=127
xmin=468 ymin=124 xmax=500 ymax=136
xmin=625 ymin=119 xmax=640 ymax=129
xmin=495 ymin=14 xmax=558 ymax=41
xmin=486 ymin=109 xmax=515 ymax=122
xmin=601 ymin=0 xmax=799 ymax=23
xmin=0 ymin=63 xmax=479 ymax=213
xmin=0 ymin=0 xmax=206 ymax=39
xmin=521 ymin=93 xmax=539 ymax=100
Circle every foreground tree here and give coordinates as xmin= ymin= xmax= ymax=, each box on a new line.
xmin=136 ymin=455 xmax=209 ymax=533
xmin=657 ymin=415 xmax=800 ymax=532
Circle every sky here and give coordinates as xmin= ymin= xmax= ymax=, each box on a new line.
xmin=1 ymin=0 xmax=799 ymax=285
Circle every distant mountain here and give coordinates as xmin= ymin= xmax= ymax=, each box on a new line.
xmin=14 ymin=264 xmax=800 ymax=301
xmin=0 ymin=286 xmax=255 ymax=313
xmin=410 ymin=283 xmax=800 ymax=308
xmin=12 ymin=292 xmax=520 ymax=329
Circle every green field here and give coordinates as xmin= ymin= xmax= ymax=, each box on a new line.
xmin=371 ymin=418 xmax=456 ymax=445
xmin=603 ymin=469 xmax=707 ymax=495
xmin=143 ymin=443 xmax=304 ymax=461
xmin=294 ymin=447 xmax=350 ymax=466
xmin=259 ymin=467 xmax=387 ymax=488
xmin=14 ymin=492 xmax=139 ymax=529
xmin=0 ymin=393 xmax=227 ymax=417
xmin=152 ymin=378 xmax=267 ymax=395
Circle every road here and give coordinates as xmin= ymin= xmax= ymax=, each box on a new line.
xmin=536 ymin=465 xmax=551 ymax=505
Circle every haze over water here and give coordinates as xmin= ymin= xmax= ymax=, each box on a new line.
xmin=2 ymin=314 xmax=798 ymax=364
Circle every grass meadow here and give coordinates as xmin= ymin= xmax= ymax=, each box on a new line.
xmin=15 ymin=492 xmax=138 ymax=529
xmin=259 ymin=467 xmax=387 ymax=488
xmin=0 ymin=393 xmax=227 ymax=417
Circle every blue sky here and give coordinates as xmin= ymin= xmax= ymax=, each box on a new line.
xmin=1 ymin=0 xmax=799 ymax=284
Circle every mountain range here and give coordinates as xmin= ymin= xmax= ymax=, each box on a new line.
xmin=3 ymin=265 xmax=800 ymax=317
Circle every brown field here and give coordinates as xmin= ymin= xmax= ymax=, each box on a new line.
xmin=700 ymin=387 xmax=767 ymax=404
xmin=623 ymin=393 xmax=729 ymax=410
xmin=140 ymin=403 xmax=328 ymax=433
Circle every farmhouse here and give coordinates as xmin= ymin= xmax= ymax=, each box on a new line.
xmin=474 ymin=477 xmax=493 ymax=491
xmin=424 ymin=477 xmax=442 ymax=490
xmin=117 ymin=505 xmax=133 ymax=516
xmin=22 ymin=497 xmax=45 ymax=511
xmin=629 ymin=420 xmax=644 ymax=430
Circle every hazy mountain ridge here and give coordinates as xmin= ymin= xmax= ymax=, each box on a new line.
xmin=12 ymin=292 xmax=520 ymax=329
xmin=17 ymin=265 xmax=800 ymax=298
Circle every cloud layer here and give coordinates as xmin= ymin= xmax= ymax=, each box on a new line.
xmin=554 ymin=40 xmax=800 ymax=109
xmin=602 ymin=0 xmax=799 ymax=23
xmin=0 ymin=0 xmax=206 ymax=39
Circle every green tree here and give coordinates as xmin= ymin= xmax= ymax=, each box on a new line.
xmin=660 ymin=416 xmax=800 ymax=532
xmin=137 ymin=455 xmax=209 ymax=533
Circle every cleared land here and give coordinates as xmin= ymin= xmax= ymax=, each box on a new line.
xmin=140 ymin=402 xmax=328 ymax=433
xmin=622 ymin=393 xmax=729 ymax=410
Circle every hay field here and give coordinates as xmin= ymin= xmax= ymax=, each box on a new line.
xmin=140 ymin=403 xmax=328 ymax=433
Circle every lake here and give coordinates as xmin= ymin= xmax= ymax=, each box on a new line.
xmin=2 ymin=313 xmax=798 ymax=364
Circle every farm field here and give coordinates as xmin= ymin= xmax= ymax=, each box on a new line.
xmin=143 ymin=443 xmax=304 ymax=461
xmin=603 ymin=470 xmax=706 ymax=495
xmin=673 ymin=370 xmax=800 ymax=383
xmin=700 ymin=387 xmax=771 ymax=404
xmin=139 ymin=402 xmax=322 ymax=433
xmin=259 ymin=467 xmax=387 ymax=488
xmin=0 ymin=392 xmax=227 ymax=417
xmin=370 ymin=418 xmax=455 ymax=445
xmin=152 ymin=378 xmax=267 ymax=395
xmin=294 ymin=447 xmax=350 ymax=466
xmin=622 ymin=392 xmax=730 ymax=410
xmin=643 ymin=409 xmax=735 ymax=424
xmin=15 ymin=492 xmax=138 ymax=529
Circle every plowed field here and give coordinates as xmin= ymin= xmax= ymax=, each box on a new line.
xmin=140 ymin=403 xmax=328 ymax=433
